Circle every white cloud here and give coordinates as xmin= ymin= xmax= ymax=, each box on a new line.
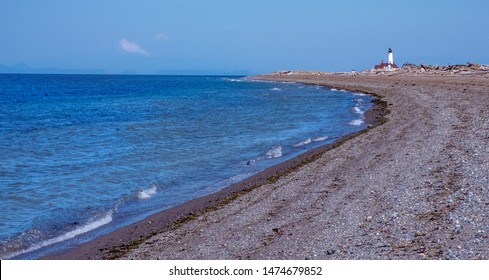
xmin=155 ymin=33 xmax=170 ymax=41
xmin=119 ymin=38 xmax=150 ymax=56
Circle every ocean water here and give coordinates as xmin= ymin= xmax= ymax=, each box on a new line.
xmin=0 ymin=74 xmax=372 ymax=259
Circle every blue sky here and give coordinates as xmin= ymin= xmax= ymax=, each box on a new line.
xmin=1 ymin=0 xmax=488 ymax=74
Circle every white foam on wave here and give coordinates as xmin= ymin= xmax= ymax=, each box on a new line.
xmin=331 ymin=88 xmax=338 ymax=91
xmin=271 ymin=87 xmax=282 ymax=91
xmin=266 ymin=146 xmax=283 ymax=158
xmin=349 ymin=119 xmax=364 ymax=126
xmin=222 ymin=77 xmax=243 ymax=82
xmin=353 ymin=106 xmax=364 ymax=115
xmin=137 ymin=185 xmax=157 ymax=199
xmin=313 ymin=136 xmax=329 ymax=142
xmin=294 ymin=138 xmax=312 ymax=147
xmin=3 ymin=211 xmax=113 ymax=260
xmin=352 ymin=92 xmax=366 ymax=96
xmin=294 ymin=136 xmax=329 ymax=147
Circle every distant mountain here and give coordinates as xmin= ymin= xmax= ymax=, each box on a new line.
xmin=0 ymin=62 xmax=105 ymax=74
xmin=0 ymin=62 xmax=252 ymax=76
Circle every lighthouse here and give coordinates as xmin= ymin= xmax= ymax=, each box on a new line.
xmin=388 ymin=48 xmax=394 ymax=65
xmin=373 ymin=48 xmax=399 ymax=70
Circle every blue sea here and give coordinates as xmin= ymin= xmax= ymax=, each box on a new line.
xmin=0 ymin=74 xmax=372 ymax=259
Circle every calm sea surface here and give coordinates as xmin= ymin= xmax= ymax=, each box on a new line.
xmin=0 ymin=74 xmax=372 ymax=259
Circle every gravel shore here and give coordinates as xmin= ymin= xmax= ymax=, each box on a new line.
xmin=48 ymin=71 xmax=489 ymax=260
xmin=121 ymin=72 xmax=489 ymax=260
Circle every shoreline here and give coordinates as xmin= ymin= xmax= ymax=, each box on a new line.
xmin=46 ymin=70 xmax=489 ymax=260
xmin=42 ymin=76 xmax=386 ymax=260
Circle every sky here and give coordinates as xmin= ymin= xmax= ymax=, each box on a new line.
xmin=1 ymin=0 xmax=488 ymax=74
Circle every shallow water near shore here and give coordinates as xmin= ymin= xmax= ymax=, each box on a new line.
xmin=0 ymin=74 xmax=372 ymax=259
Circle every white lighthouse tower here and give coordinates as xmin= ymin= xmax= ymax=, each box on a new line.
xmin=373 ymin=48 xmax=399 ymax=70
xmin=388 ymin=48 xmax=394 ymax=65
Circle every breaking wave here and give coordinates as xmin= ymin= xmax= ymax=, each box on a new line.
xmin=353 ymin=106 xmax=364 ymax=114
xmin=294 ymin=136 xmax=330 ymax=147
xmin=137 ymin=185 xmax=157 ymax=199
xmin=294 ymin=138 xmax=312 ymax=147
xmin=313 ymin=136 xmax=329 ymax=142
xmin=222 ymin=77 xmax=243 ymax=82
xmin=266 ymin=146 xmax=283 ymax=158
xmin=2 ymin=211 xmax=113 ymax=260
xmin=349 ymin=119 xmax=364 ymax=126
xmin=352 ymin=92 xmax=367 ymax=96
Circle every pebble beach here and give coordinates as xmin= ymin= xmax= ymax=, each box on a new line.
xmin=48 ymin=68 xmax=489 ymax=260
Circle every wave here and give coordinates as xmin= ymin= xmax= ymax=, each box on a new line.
xmin=2 ymin=211 xmax=113 ymax=260
xmin=313 ymin=136 xmax=329 ymax=142
xmin=294 ymin=136 xmax=330 ymax=147
xmin=294 ymin=138 xmax=312 ymax=147
xmin=353 ymin=106 xmax=364 ymax=115
xmin=137 ymin=185 xmax=157 ymax=199
xmin=349 ymin=119 xmax=364 ymax=126
xmin=332 ymin=88 xmax=348 ymax=92
xmin=222 ymin=77 xmax=243 ymax=82
xmin=266 ymin=146 xmax=283 ymax=158
xmin=3 ymin=183 xmax=159 ymax=259
xmin=351 ymin=100 xmax=367 ymax=126
xmin=2 ymin=183 xmax=161 ymax=259
xmin=271 ymin=87 xmax=282 ymax=91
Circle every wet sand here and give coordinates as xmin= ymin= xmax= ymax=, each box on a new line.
xmin=47 ymin=71 xmax=489 ymax=260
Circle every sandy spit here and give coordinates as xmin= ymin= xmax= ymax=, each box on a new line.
xmin=120 ymin=73 xmax=489 ymax=260
xmin=50 ymin=72 xmax=489 ymax=260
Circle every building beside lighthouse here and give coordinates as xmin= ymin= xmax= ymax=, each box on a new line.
xmin=373 ymin=48 xmax=399 ymax=70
